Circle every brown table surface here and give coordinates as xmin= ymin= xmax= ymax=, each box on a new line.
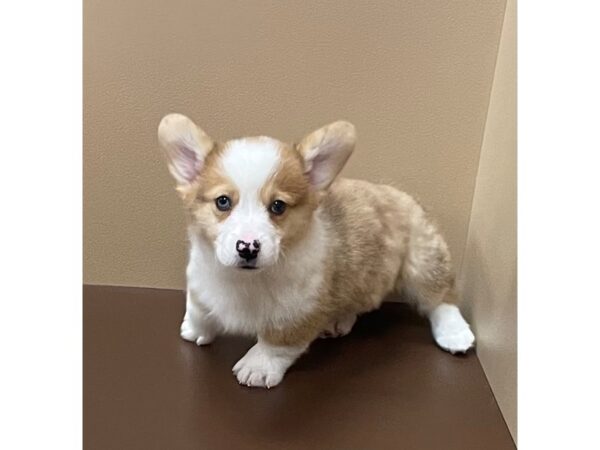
xmin=84 ymin=285 xmax=515 ymax=450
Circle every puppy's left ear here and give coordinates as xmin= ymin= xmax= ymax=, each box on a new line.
xmin=297 ymin=121 xmax=356 ymax=190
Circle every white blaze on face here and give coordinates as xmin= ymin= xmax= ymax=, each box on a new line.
xmin=214 ymin=137 xmax=282 ymax=268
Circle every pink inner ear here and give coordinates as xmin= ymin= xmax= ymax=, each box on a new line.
xmin=174 ymin=144 xmax=201 ymax=183
xmin=308 ymin=152 xmax=335 ymax=188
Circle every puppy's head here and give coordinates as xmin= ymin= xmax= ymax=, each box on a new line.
xmin=158 ymin=114 xmax=355 ymax=271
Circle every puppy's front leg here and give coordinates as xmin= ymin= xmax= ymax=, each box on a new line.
xmin=233 ymin=339 xmax=308 ymax=388
xmin=180 ymin=289 xmax=218 ymax=346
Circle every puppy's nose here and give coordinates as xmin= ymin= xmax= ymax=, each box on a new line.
xmin=236 ymin=239 xmax=260 ymax=262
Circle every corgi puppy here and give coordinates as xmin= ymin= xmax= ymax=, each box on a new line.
xmin=158 ymin=113 xmax=475 ymax=388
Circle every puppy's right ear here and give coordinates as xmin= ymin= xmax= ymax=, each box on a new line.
xmin=158 ymin=113 xmax=214 ymax=185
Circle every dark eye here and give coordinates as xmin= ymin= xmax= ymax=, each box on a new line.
xmin=215 ymin=196 xmax=232 ymax=211
xmin=270 ymin=200 xmax=287 ymax=215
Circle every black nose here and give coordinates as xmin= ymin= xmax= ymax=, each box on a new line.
xmin=236 ymin=240 xmax=260 ymax=262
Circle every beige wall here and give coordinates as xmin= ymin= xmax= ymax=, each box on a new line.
xmin=460 ymin=0 xmax=516 ymax=442
xmin=84 ymin=0 xmax=506 ymax=289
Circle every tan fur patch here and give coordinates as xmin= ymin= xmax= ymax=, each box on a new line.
xmin=260 ymin=143 xmax=319 ymax=249
xmin=176 ymin=143 xmax=241 ymax=241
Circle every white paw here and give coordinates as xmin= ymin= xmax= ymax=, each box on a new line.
xmin=430 ymin=304 xmax=475 ymax=354
xmin=180 ymin=318 xmax=215 ymax=346
xmin=232 ymin=347 xmax=284 ymax=388
xmin=434 ymin=326 xmax=475 ymax=354
xmin=232 ymin=342 xmax=305 ymax=388
xmin=319 ymin=314 xmax=357 ymax=338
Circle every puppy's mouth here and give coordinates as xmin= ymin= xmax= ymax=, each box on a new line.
xmin=237 ymin=260 xmax=260 ymax=270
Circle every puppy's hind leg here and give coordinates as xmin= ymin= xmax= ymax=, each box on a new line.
xmin=319 ymin=313 xmax=357 ymax=338
xmin=428 ymin=300 xmax=475 ymax=354
xmin=402 ymin=219 xmax=475 ymax=354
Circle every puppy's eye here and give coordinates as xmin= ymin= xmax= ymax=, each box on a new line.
xmin=269 ymin=200 xmax=287 ymax=215
xmin=215 ymin=196 xmax=232 ymax=211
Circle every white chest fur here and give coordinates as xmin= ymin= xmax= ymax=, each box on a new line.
xmin=186 ymin=213 xmax=328 ymax=336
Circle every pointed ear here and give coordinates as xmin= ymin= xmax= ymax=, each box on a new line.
xmin=157 ymin=113 xmax=214 ymax=185
xmin=297 ymin=121 xmax=356 ymax=190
